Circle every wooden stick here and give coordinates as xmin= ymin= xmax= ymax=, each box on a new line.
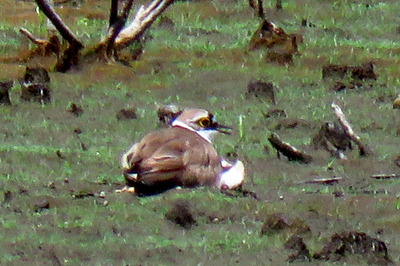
xmin=34 ymin=0 xmax=83 ymax=49
xmin=371 ymin=174 xmax=400 ymax=180
xmin=300 ymin=176 xmax=342 ymax=185
xmin=331 ymin=102 xmax=371 ymax=156
xmin=268 ymin=133 xmax=312 ymax=163
xmin=19 ymin=28 xmax=48 ymax=45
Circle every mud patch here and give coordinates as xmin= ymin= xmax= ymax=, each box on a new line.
xmin=0 ymin=80 xmax=13 ymax=105
xmin=165 ymin=199 xmax=197 ymax=229
xmin=313 ymin=231 xmax=391 ymax=264
xmin=322 ymin=62 xmax=377 ymax=80
xmin=261 ymin=213 xmax=311 ymax=236
xmin=116 ymin=107 xmax=138 ymax=120
xmin=20 ymin=66 xmax=52 ymax=104
xmin=67 ymin=103 xmax=84 ymax=117
xmin=284 ymin=235 xmax=311 ymax=263
xmin=246 ymin=79 xmax=276 ymax=103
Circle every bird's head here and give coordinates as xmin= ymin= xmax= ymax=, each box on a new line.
xmin=171 ymin=109 xmax=232 ymax=142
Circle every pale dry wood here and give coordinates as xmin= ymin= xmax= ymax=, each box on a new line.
xmin=299 ymin=176 xmax=342 ymax=185
xmin=114 ymin=0 xmax=175 ymax=49
xmin=19 ymin=28 xmax=48 ymax=45
xmin=331 ymin=102 xmax=371 ymax=156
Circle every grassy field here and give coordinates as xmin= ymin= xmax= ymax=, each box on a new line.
xmin=1 ymin=0 xmax=400 ymax=264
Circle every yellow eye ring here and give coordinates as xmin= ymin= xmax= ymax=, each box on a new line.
xmin=198 ymin=117 xmax=211 ymax=128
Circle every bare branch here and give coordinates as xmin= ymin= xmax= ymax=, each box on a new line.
xmin=109 ymin=0 xmax=119 ymax=27
xmin=19 ymin=28 xmax=48 ymax=45
xmin=103 ymin=0 xmax=135 ymax=58
xmin=34 ymin=0 xmax=83 ymax=49
xmin=114 ymin=0 xmax=175 ymax=49
xmin=257 ymin=0 xmax=264 ymax=19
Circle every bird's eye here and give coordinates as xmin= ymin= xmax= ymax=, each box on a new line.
xmin=198 ymin=117 xmax=211 ymax=128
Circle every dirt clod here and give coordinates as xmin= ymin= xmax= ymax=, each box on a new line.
xmin=249 ymin=20 xmax=300 ymax=65
xmin=261 ymin=213 xmax=291 ymax=235
xmin=158 ymin=16 xmax=175 ymax=30
xmin=0 ymin=80 xmax=13 ymax=105
xmin=165 ymin=200 xmax=196 ymax=229
xmin=261 ymin=214 xmax=311 ymax=236
xmin=2 ymin=190 xmax=14 ymax=204
xmin=285 ymin=235 xmax=311 ymax=262
xmin=394 ymin=155 xmax=400 ymax=167
xmin=34 ymin=199 xmax=50 ymax=212
xmin=313 ymin=231 xmax=391 ymax=263
xmin=72 ymin=190 xmax=95 ymax=199
xmin=23 ymin=66 xmax=50 ymax=84
xmin=67 ymin=103 xmax=84 ymax=117
xmin=20 ymin=84 xmax=52 ymax=104
xmin=157 ymin=104 xmax=182 ymax=125
xmin=20 ymin=67 xmax=52 ymax=104
xmin=116 ymin=107 xmax=137 ymax=120
xmin=247 ymin=80 xmax=276 ymax=103
xmin=264 ymin=108 xmax=287 ymax=118
xmin=393 ymin=96 xmax=400 ymax=109
xmin=322 ymin=62 xmax=376 ymax=80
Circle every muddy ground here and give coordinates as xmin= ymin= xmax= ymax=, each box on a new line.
xmin=1 ymin=0 xmax=400 ymax=265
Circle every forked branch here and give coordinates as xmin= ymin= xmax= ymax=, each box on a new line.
xmin=114 ymin=0 xmax=175 ymax=49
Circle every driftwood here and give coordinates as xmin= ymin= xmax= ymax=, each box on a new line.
xmin=331 ymin=103 xmax=371 ymax=156
xmin=268 ymin=133 xmax=312 ymax=163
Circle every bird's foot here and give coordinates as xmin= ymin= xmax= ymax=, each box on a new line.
xmin=115 ymin=186 xmax=136 ymax=194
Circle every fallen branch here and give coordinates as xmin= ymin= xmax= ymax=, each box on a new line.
xmin=268 ymin=133 xmax=312 ymax=163
xmin=331 ymin=102 xmax=371 ymax=156
xmin=299 ymin=176 xmax=342 ymax=185
xmin=371 ymin=174 xmax=400 ymax=180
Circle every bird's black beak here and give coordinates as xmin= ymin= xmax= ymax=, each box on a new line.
xmin=212 ymin=122 xmax=232 ymax=135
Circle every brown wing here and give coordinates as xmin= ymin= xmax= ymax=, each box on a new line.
xmin=124 ymin=127 xmax=222 ymax=187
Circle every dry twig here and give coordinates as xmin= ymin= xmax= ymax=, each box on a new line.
xmin=371 ymin=174 xmax=400 ymax=180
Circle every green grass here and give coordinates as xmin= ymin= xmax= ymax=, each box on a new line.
xmin=1 ymin=0 xmax=400 ymax=264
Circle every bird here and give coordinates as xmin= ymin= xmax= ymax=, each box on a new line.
xmin=118 ymin=108 xmax=245 ymax=195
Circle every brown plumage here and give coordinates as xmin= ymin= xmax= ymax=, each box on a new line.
xmin=120 ymin=109 xmax=244 ymax=195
